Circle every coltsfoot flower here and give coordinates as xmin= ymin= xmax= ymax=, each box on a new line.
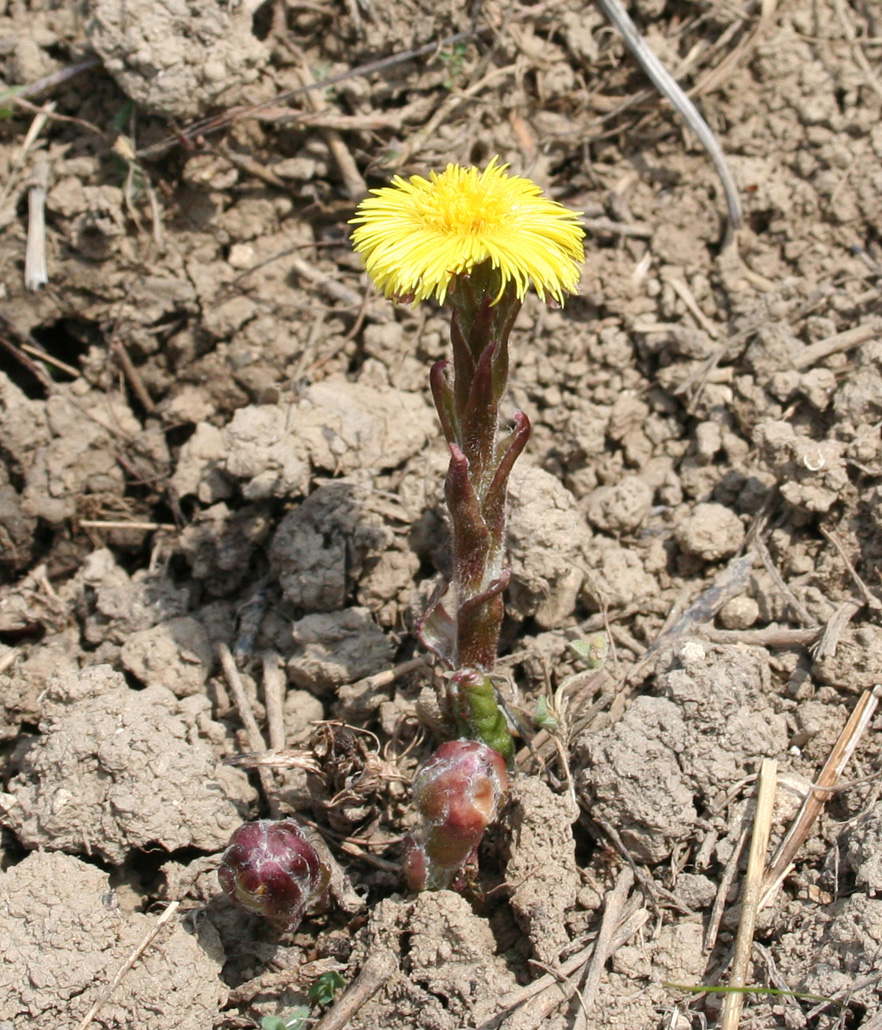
xmin=218 ymin=819 xmax=330 ymax=930
xmin=403 ymin=739 xmax=509 ymax=891
xmin=350 ymin=156 xmax=584 ymax=305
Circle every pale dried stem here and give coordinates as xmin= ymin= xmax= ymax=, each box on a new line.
xmin=19 ymin=341 xmax=79 ymax=377
xmin=74 ymin=901 xmax=180 ymax=1030
xmin=820 ymin=527 xmax=882 ymax=611
xmin=761 ymin=686 xmax=882 ymax=909
xmin=698 ymin=626 xmax=819 ymax=647
xmin=814 ymin=600 xmax=862 ymax=660
xmin=111 ymin=338 xmax=155 ymax=413
xmin=217 ymin=641 xmax=279 ymax=816
xmin=296 ymin=60 xmax=366 ymax=198
xmin=25 ymin=155 xmax=49 ymax=291
xmin=704 ymin=815 xmax=751 ymax=954
xmin=261 ymin=650 xmax=288 ymax=752
xmin=573 ymin=866 xmax=635 ymax=1028
xmin=312 ymin=948 xmax=398 ymax=1030
xmin=491 ymin=906 xmax=649 ymax=1029
xmin=719 ymin=758 xmax=777 ymax=1030
xmin=79 ymin=520 xmax=176 ymax=531
xmin=791 ymin=322 xmax=878 ymax=370
xmin=662 ymin=273 xmax=721 ymax=339
xmin=288 ymin=253 xmax=390 ymax=323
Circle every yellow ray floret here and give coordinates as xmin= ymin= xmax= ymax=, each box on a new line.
xmin=350 ymin=157 xmax=585 ymax=305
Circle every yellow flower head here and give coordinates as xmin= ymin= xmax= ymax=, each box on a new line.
xmin=349 ymin=157 xmax=585 ymax=306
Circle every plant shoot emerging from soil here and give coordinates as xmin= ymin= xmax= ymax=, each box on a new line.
xmin=218 ymin=819 xmax=330 ymax=930
xmin=403 ymin=739 xmax=509 ymax=891
xmin=352 ymin=157 xmax=584 ymax=889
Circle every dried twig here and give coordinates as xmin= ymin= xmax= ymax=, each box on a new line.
xmin=704 ymin=813 xmax=750 ymax=953
xmin=79 ymin=520 xmax=177 ymax=531
xmin=490 ymin=906 xmax=649 ymax=1029
xmin=584 ymin=215 xmax=653 ymax=239
xmin=761 ymin=686 xmax=882 ymax=909
xmin=791 ymin=322 xmax=878 ymax=370
xmin=698 ymin=626 xmax=820 ymax=648
xmin=311 ymin=948 xmax=398 ymax=1030
xmin=813 ymin=600 xmax=862 ymax=660
xmin=288 ymin=253 xmax=390 ymax=322
xmin=820 ymin=526 xmax=882 ymax=611
xmin=574 ymin=866 xmax=635 ymax=1027
xmin=0 ymin=314 xmax=53 ymax=391
xmin=627 ymin=553 xmax=755 ymax=686
xmin=295 ymin=58 xmax=366 ymax=198
xmin=24 ymin=154 xmax=49 ymax=291
xmin=662 ymin=272 xmax=721 ymax=339
xmin=261 ymin=651 xmax=288 ymax=752
xmin=2 ymin=55 xmax=100 ymax=104
xmin=594 ymin=816 xmax=693 ymax=916
xmin=19 ymin=341 xmax=79 ymax=378
xmin=754 ymin=533 xmax=815 ymax=627
xmin=719 ymin=758 xmax=777 ymax=1030
xmin=218 ymin=641 xmax=279 ymax=816
xmin=110 ymin=337 xmax=155 ymax=413
xmin=74 ymin=902 xmax=180 ymax=1030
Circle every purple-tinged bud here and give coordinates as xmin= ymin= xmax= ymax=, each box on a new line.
xmin=218 ymin=819 xmax=330 ymax=930
xmin=404 ymin=739 xmax=508 ymax=891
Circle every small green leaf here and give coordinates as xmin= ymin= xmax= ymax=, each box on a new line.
xmin=309 ymin=970 xmax=346 ymax=1006
xmin=261 ymin=1005 xmax=310 ymax=1030
xmin=534 ymin=697 xmax=558 ymax=731
xmin=568 ymin=633 xmax=609 ymax=670
xmin=0 ymin=85 xmax=26 ymax=120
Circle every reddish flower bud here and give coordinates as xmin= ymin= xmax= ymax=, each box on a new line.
xmin=404 ymin=739 xmax=508 ymax=891
xmin=218 ymin=819 xmax=330 ymax=930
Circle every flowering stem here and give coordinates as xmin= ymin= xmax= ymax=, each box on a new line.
xmin=420 ymin=266 xmax=531 ymax=762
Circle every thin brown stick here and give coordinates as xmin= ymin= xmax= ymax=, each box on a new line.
xmin=311 ymin=948 xmax=398 ymax=1030
xmin=489 ymin=907 xmax=649 ymax=1029
xmin=218 ymin=141 xmax=289 ymax=190
xmin=754 ymin=533 xmax=815 ymax=626
xmin=9 ymin=55 xmax=101 ymax=102
xmin=218 ymin=642 xmax=279 ymax=816
xmin=720 ymin=758 xmax=777 ymax=1030
xmin=261 ymin=651 xmax=288 ymax=752
xmin=704 ymin=815 xmax=750 ymax=953
xmin=74 ymin=901 xmax=180 ymax=1030
xmin=814 ymin=600 xmax=861 ymax=661
xmin=0 ymin=330 xmax=53 ymax=390
xmin=791 ymin=322 xmax=878 ymax=370
xmin=20 ymin=341 xmax=79 ymax=377
xmin=820 ymin=527 xmax=882 ymax=611
xmin=79 ymin=520 xmax=177 ymax=531
xmin=111 ymin=338 xmax=155 ymax=413
xmin=698 ymin=626 xmax=820 ymax=647
xmin=295 ymin=59 xmax=366 ymax=198
xmin=288 ymin=253 xmax=390 ymax=321
xmin=761 ymin=685 xmax=882 ymax=909
xmin=662 ymin=273 xmax=721 ymax=339
xmin=574 ymin=867 xmax=635 ymax=1027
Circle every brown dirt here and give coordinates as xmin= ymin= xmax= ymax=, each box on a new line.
xmin=2 ymin=0 xmax=882 ymax=1027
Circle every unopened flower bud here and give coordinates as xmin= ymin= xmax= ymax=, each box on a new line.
xmin=218 ymin=819 xmax=330 ymax=930
xmin=404 ymin=739 xmax=508 ymax=891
